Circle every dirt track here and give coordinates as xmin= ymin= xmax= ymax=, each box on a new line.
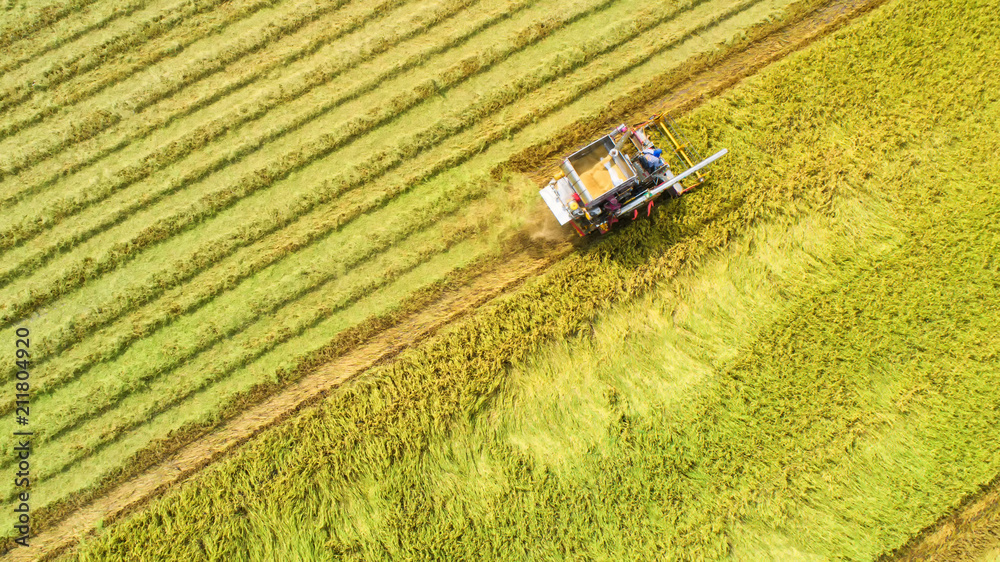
xmin=9 ymin=0 xmax=895 ymax=558
xmin=888 ymin=475 xmax=1000 ymax=562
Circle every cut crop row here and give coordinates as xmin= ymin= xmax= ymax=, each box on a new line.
xmin=0 ymin=0 xmax=280 ymax=150
xmin=0 ymin=0 xmax=269 ymax=120
xmin=0 ymin=0 xmax=496 ymax=250
xmin=0 ymin=0 xmax=365 ymax=176
xmin=0 ymin=0 xmax=99 ymax=50
xmin=0 ymin=0 xmax=506 ymax=232
xmin=0 ymin=0 xmax=150 ymax=77
xmin=13 ymin=165 xmax=486 ymax=407
xmin=0 ymin=0 xmax=419 ymax=207
xmin=0 ymin=0 xmax=619 ymax=326
xmin=128 ymin=0 xmax=420 ymax=114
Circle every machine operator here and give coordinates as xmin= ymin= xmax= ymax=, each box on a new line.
xmin=638 ymin=147 xmax=666 ymax=173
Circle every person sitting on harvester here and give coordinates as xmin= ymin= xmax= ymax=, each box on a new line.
xmin=639 ymin=148 xmax=666 ymax=173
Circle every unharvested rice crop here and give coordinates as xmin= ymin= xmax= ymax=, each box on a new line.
xmin=63 ymin=0 xmax=1000 ymax=558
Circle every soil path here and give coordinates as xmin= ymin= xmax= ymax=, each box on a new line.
xmin=8 ymin=0 xmax=890 ymax=558
xmin=888 ymin=476 xmax=1000 ymax=562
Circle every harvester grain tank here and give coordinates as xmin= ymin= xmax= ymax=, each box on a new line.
xmin=539 ymin=114 xmax=728 ymax=236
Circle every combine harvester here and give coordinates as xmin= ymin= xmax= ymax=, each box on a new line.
xmin=539 ymin=114 xmax=728 ymax=236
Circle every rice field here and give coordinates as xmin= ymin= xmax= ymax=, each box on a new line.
xmin=56 ymin=0 xmax=1000 ymax=558
xmin=0 ymin=0 xmax=830 ymax=553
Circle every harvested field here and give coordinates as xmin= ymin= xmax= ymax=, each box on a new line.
xmin=2 ymin=0 xmax=987 ymax=559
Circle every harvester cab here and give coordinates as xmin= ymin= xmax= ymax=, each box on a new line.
xmin=539 ymin=114 xmax=728 ymax=236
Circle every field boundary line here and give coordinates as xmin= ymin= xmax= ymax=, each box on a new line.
xmin=0 ymin=0 xmax=101 ymax=50
xmin=884 ymin=473 xmax=1000 ymax=561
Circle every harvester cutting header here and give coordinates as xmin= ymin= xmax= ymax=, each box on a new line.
xmin=539 ymin=114 xmax=728 ymax=236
